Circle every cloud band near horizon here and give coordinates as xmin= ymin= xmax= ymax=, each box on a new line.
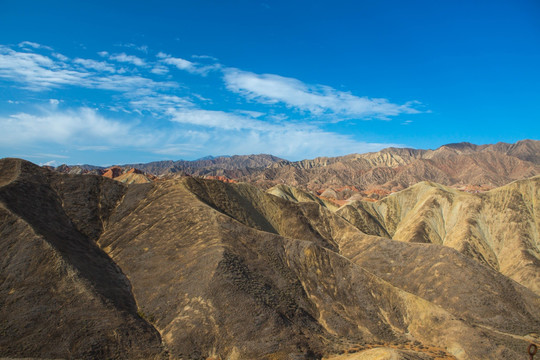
xmin=0 ymin=42 xmax=419 ymax=164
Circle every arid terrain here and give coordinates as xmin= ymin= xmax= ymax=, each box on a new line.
xmin=1 ymin=140 xmax=540 ymax=359
xmin=54 ymin=140 xmax=540 ymax=203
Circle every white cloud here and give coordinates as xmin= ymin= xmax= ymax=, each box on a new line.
xmin=0 ymin=43 xmax=416 ymax=162
xmin=16 ymin=153 xmax=69 ymax=159
xmin=0 ymin=105 xmax=401 ymax=162
xmin=88 ymin=74 xmax=177 ymax=93
xmin=236 ymin=110 xmax=265 ymax=118
xmin=39 ymin=153 xmax=69 ymax=159
xmin=152 ymin=142 xmax=206 ymax=156
xmin=0 ymin=47 xmax=86 ymax=90
xmin=108 ymin=105 xmax=132 ymax=113
xmin=157 ymin=52 xmax=219 ymax=75
xmin=18 ymin=41 xmax=53 ymax=50
xmin=223 ymin=68 xmax=421 ymax=120
xmin=0 ymin=45 xmax=176 ymax=94
xmin=109 ymin=52 xmax=146 ymax=67
xmin=74 ymin=58 xmax=116 ymax=72
xmin=158 ymin=52 xmax=195 ymax=70
xmin=0 ymin=107 xmax=213 ymax=157
xmin=203 ymin=128 xmax=399 ymax=160
xmin=192 ymin=54 xmax=219 ymax=61
xmin=42 ymin=160 xmax=59 ymax=166
xmin=150 ymin=64 xmax=169 ymax=75
xmin=168 ymin=108 xmax=273 ymax=131
xmin=0 ymin=108 xmax=134 ymax=146
xmin=52 ymin=53 xmax=69 ymax=61
xmin=164 ymin=108 xmax=401 ymax=159
xmin=116 ymin=43 xmax=149 ymax=53
xmin=192 ymin=93 xmax=211 ymax=102
xmin=130 ymin=94 xmax=193 ymax=113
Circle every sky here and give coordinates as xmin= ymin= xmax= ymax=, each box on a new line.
xmin=1 ymin=0 xmax=539 ymax=166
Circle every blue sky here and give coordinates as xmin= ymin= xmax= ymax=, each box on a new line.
xmin=1 ymin=0 xmax=539 ymax=166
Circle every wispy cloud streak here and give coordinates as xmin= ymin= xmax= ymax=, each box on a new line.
xmin=223 ymin=69 xmax=421 ymax=120
xmin=0 ymin=45 xmax=176 ymax=93
xmin=18 ymin=41 xmax=53 ymax=50
xmin=109 ymin=52 xmax=147 ymax=67
xmin=157 ymin=52 xmax=220 ymax=75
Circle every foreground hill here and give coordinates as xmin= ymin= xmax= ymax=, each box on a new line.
xmin=0 ymin=159 xmax=164 ymax=358
xmin=1 ymin=158 xmax=539 ymax=359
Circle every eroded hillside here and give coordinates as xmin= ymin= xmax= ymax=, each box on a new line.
xmin=338 ymin=176 xmax=540 ymax=294
xmin=1 ymin=158 xmax=539 ymax=360
xmin=53 ymin=141 xmax=540 ymax=203
xmin=243 ymin=140 xmax=540 ymax=198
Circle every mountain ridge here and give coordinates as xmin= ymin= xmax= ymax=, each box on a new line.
xmin=1 ymin=157 xmax=539 ymax=359
xmin=51 ymin=140 xmax=540 ymax=202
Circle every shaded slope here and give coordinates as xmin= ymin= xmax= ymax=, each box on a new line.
xmin=0 ymin=159 xmax=164 ymax=359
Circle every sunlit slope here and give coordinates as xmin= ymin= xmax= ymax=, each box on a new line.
xmin=244 ymin=140 xmax=540 ymax=194
xmin=340 ymin=176 xmax=540 ymax=294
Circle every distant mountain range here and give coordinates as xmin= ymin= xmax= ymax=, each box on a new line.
xmin=52 ymin=153 xmax=283 ymax=178
xmin=53 ymin=139 xmax=540 ymax=201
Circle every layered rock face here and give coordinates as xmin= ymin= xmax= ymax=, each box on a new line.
xmin=1 ymin=158 xmax=539 ymax=360
xmin=242 ymin=140 xmax=540 ymax=198
xmin=54 ymin=141 xmax=540 ymax=202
